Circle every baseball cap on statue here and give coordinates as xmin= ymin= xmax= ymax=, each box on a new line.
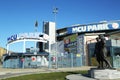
xmin=98 ymin=34 xmax=104 ymax=38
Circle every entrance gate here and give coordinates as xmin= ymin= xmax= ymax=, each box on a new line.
xmin=49 ymin=53 xmax=82 ymax=68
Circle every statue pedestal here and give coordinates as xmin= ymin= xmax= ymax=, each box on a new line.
xmin=89 ymin=68 xmax=120 ymax=79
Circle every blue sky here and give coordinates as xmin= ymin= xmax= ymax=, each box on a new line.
xmin=0 ymin=0 xmax=120 ymax=52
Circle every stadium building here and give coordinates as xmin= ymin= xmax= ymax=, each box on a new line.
xmin=55 ymin=20 xmax=120 ymax=68
xmin=2 ymin=20 xmax=120 ymax=68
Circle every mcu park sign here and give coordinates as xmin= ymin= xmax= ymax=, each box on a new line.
xmin=6 ymin=32 xmax=49 ymax=53
xmin=7 ymin=32 xmax=49 ymax=44
xmin=67 ymin=21 xmax=120 ymax=34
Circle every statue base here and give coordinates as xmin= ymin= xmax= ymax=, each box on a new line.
xmin=89 ymin=68 xmax=120 ymax=79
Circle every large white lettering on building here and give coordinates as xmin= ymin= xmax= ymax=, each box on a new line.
xmin=72 ymin=23 xmax=109 ymax=33
xmin=72 ymin=26 xmax=87 ymax=33
xmin=87 ymin=23 xmax=109 ymax=31
xmin=7 ymin=32 xmax=49 ymax=43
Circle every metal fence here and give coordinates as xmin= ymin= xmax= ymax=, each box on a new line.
xmin=111 ymin=47 xmax=120 ymax=68
xmin=3 ymin=53 xmax=83 ymax=69
xmin=3 ymin=55 xmax=49 ymax=68
xmin=49 ymin=53 xmax=83 ymax=68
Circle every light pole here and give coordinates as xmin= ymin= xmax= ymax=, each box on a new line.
xmin=34 ymin=20 xmax=38 ymax=54
xmin=35 ymin=20 xmax=38 ymax=32
xmin=53 ymin=8 xmax=58 ymax=24
xmin=53 ymin=7 xmax=58 ymax=69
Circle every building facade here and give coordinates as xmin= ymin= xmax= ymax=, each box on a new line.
xmin=43 ymin=21 xmax=56 ymax=53
xmin=0 ymin=47 xmax=6 ymax=57
xmin=2 ymin=20 xmax=120 ymax=68
xmin=56 ymin=20 xmax=120 ymax=67
xmin=0 ymin=47 xmax=6 ymax=63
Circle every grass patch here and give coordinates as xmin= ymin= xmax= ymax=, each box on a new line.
xmin=1 ymin=70 xmax=88 ymax=80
